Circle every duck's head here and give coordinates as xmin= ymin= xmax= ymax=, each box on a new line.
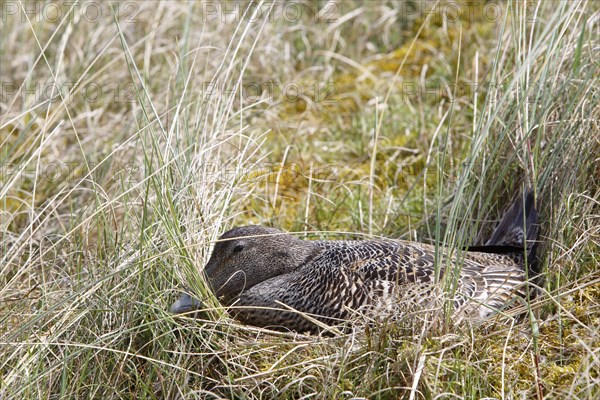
xmin=170 ymin=225 xmax=318 ymax=314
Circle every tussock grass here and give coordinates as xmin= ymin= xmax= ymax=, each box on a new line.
xmin=1 ymin=1 xmax=598 ymax=398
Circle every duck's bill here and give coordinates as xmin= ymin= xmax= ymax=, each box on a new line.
xmin=169 ymin=292 xmax=203 ymax=314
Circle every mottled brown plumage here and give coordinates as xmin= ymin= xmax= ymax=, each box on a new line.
xmin=171 ymin=191 xmax=538 ymax=333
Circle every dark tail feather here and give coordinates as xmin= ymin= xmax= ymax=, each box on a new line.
xmin=486 ymin=190 xmax=538 ymax=251
xmin=465 ymin=190 xmax=539 ymax=266
xmin=481 ymin=190 xmax=540 ymax=275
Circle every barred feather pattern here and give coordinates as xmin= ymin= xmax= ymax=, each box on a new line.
xmin=171 ymin=192 xmax=538 ymax=332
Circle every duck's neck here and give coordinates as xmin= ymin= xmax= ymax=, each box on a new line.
xmin=286 ymin=239 xmax=321 ymax=272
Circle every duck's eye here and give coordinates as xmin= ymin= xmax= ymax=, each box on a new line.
xmin=232 ymin=244 xmax=244 ymax=253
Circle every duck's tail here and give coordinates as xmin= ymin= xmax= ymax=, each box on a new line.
xmin=486 ymin=189 xmax=538 ymax=252
xmin=467 ymin=190 xmax=539 ymax=271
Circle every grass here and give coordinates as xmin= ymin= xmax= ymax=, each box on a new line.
xmin=1 ymin=0 xmax=598 ymax=398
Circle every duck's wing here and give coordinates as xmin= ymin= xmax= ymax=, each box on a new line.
xmin=452 ymin=260 xmax=526 ymax=317
xmin=344 ymin=240 xmax=528 ymax=317
xmin=338 ymin=240 xmax=436 ymax=282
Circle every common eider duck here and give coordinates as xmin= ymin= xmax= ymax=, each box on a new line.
xmin=171 ymin=191 xmax=538 ymax=332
